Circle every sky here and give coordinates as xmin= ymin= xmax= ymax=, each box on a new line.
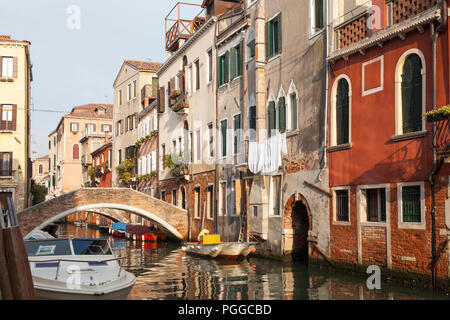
xmin=0 ymin=0 xmax=202 ymax=157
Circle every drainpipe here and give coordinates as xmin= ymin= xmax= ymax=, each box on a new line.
xmin=429 ymin=0 xmax=447 ymax=291
xmin=319 ymin=0 xmax=330 ymax=183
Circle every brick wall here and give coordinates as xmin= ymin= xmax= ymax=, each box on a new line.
xmin=17 ymin=188 xmax=189 ymax=239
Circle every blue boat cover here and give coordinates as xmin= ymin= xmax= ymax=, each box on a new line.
xmin=112 ymin=222 xmax=128 ymax=232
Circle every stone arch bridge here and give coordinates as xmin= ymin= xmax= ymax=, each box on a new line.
xmin=17 ymin=188 xmax=189 ymax=240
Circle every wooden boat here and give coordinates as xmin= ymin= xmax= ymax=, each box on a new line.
xmin=182 ymin=233 xmax=256 ymax=259
xmin=25 ymin=237 xmax=136 ymax=300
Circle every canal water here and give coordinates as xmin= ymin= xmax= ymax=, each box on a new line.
xmin=57 ymin=224 xmax=450 ymax=300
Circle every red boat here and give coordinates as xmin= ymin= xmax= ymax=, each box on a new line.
xmin=125 ymin=224 xmax=167 ymax=242
xmin=112 ymin=230 xmax=126 ymax=238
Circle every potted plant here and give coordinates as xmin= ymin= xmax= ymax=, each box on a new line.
xmin=425 ymin=105 xmax=450 ymax=122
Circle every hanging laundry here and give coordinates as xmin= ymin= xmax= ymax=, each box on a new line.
xmin=248 ymin=133 xmax=287 ymax=175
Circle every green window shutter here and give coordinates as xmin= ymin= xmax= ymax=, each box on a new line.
xmin=234 ymin=114 xmax=241 ymax=154
xmin=401 ymin=54 xmax=422 ymax=134
xmin=249 ymin=106 xmax=257 ymax=141
xmin=279 ymin=97 xmax=286 ymax=132
xmin=231 ymin=47 xmax=236 ymax=80
xmin=276 ymin=13 xmax=282 ymax=54
xmin=268 ymin=101 xmax=276 ymax=137
xmin=224 ymin=51 xmax=230 ymax=83
xmin=239 ymin=42 xmax=244 ymax=76
xmin=219 ymin=56 xmax=223 ymax=86
xmin=221 ymin=120 xmax=227 ymax=157
xmin=336 ymin=79 xmax=349 ymax=145
xmin=291 ymin=95 xmax=298 ymax=130
xmin=402 ymin=186 xmax=421 ymax=222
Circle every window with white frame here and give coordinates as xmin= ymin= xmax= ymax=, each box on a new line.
xmin=194 ymin=186 xmax=201 ymax=219
xmin=359 ymin=186 xmax=387 ymax=223
xmin=195 ymin=129 xmax=201 ymax=162
xmin=133 ymin=80 xmax=137 ymax=99
xmin=233 ymin=114 xmax=241 ymax=155
xmin=1 ymin=57 xmax=13 ymax=78
xmin=395 ymin=51 xmax=426 ymax=136
xmin=220 ymin=119 xmax=227 ymax=158
xmin=398 ymin=182 xmax=425 ymax=228
xmin=331 ymin=76 xmax=351 ymax=146
xmin=207 ymin=49 xmax=213 ymax=83
xmin=207 ymin=185 xmax=214 ymax=219
xmin=333 ymin=188 xmax=350 ymax=222
xmin=289 ymin=92 xmax=298 ymax=131
xmin=127 ymin=83 xmax=132 ymax=101
xmin=70 ymin=122 xmax=79 ymax=132
xmin=118 ymin=90 xmax=122 ymax=105
xmin=310 ymin=0 xmax=324 ymax=35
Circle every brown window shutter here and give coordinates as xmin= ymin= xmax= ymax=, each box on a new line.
xmin=178 ymin=71 xmax=185 ymax=94
xmin=12 ymin=105 xmax=17 ymax=131
xmin=13 ymin=57 xmax=18 ymax=78
xmin=158 ymin=86 xmax=165 ymax=113
xmin=93 ymin=124 xmax=96 ymax=132
xmin=0 ymin=57 xmax=2 ymax=77
xmin=0 ymin=105 xmax=3 ymax=129
xmin=170 ymin=77 xmax=175 ymax=93
xmin=9 ymin=152 xmax=12 ymax=175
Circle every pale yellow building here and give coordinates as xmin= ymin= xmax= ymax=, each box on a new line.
xmin=0 ymin=34 xmax=33 ymax=212
xmin=47 ymin=104 xmax=113 ymax=198
xmin=31 ymin=152 xmax=49 ymax=187
xmin=112 ymin=60 xmax=162 ymax=187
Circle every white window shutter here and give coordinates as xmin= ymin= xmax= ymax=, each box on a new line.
xmin=153 ymin=114 xmax=158 ymax=131
xmin=147 ymin=155 xmax=150 ymax=174
xmin=152 ymin=151 xmax=157 ymax=171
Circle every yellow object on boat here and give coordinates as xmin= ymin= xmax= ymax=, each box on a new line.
xmin=197 ymin=229 xmax=209 ymax=242
xmin=202 ymin=233 xmax=221 ymax=244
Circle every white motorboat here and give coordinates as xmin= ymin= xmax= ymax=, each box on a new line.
xmin=25 ymin=237 xmax=136 ymax=300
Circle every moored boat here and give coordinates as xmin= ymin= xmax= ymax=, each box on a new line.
xmin=25 ymin=237 xmax=136 ymax=300
xmin=125 ymin=224 xmax=167 ymax=242
xmin=182 ymin=233 xmax=256 ymax=259
xmin=111 ymin=222 xmax=128 ymax=238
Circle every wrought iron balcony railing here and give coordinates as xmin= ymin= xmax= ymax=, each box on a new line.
xmin=432 ymin=119 xmax=450 ymax=157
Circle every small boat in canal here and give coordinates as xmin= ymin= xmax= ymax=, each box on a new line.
xmin=111 ymin=222 xmax=128 ymax=238
xmin=125 ymin=224 xmax=167 ymax=242
xmin=182 ymin=232 xmax=256 ymax=259
xmin=25 ymin=237 xmax=136 ymax=300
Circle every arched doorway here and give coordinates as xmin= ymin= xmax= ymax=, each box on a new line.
xmin=291 ymin=201 xmax=310 ymax=261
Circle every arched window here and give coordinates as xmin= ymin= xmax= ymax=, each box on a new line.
xmin=336 ymin=78 xmax=350 ymax=145
xmin=73 ymin=144 xmax=79 ymax=160
xmin=38 ymin=164 xmax=43 ymax=174
xmin=401 ymin=54 xmax=423 ymax=134
xmin=395 ymin=49 xmax=426 ymax=136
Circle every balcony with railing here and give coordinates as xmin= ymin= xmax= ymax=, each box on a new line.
xmin=165 ymin=2 xmax=206 ymax=53
xmin=141 ymin=83 xmax=158 ymax=108
xmin=330 ymin=0 xmax=440 ymax=58
xmin=217 ymin=2 xmax=245 ymax=39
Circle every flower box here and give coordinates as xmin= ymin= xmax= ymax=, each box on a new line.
xmin=425 ymin=105 xmax=450 ymax=122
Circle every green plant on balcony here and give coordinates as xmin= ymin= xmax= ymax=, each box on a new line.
xmin=88 ymin=165 xmax=103 ymax=179
xmin=425 ymin=105 xmax=450 ymax=122
xmin=171 ymin=163 xmax=189 ymax=178
xmin=136 ymin=171 xmax=157 ymax=182
xmin=135 ymin=131 xmax=159 ymax=148
xmin=171 ymin=99 xmax=189 ymax=112
xmin=169 ymin=89 xmax=181 ymax=99
xmin=116 ymin=158 xmax=135 ymax=185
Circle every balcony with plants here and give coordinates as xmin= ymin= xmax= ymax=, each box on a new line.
xmin=162 ymin=153 xmax=189 ymax=179
xmin=425 ymin=105 xmax=450 ymax=157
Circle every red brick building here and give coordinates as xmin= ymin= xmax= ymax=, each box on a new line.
xmin=136 ymin=101 xmax=158 ymax=196
xmin=327 ymin=0 xmax=450 ymax=285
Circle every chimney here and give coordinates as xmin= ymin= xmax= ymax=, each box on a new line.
xmin=32 ymin=151 xmax=37 ymax=161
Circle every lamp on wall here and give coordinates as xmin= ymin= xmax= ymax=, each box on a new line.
xmin=17 ymin=164 xmax=22 ymax=174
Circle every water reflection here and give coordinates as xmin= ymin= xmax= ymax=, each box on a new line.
xmin=57 ymin=224 xmax=449 ymax=300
